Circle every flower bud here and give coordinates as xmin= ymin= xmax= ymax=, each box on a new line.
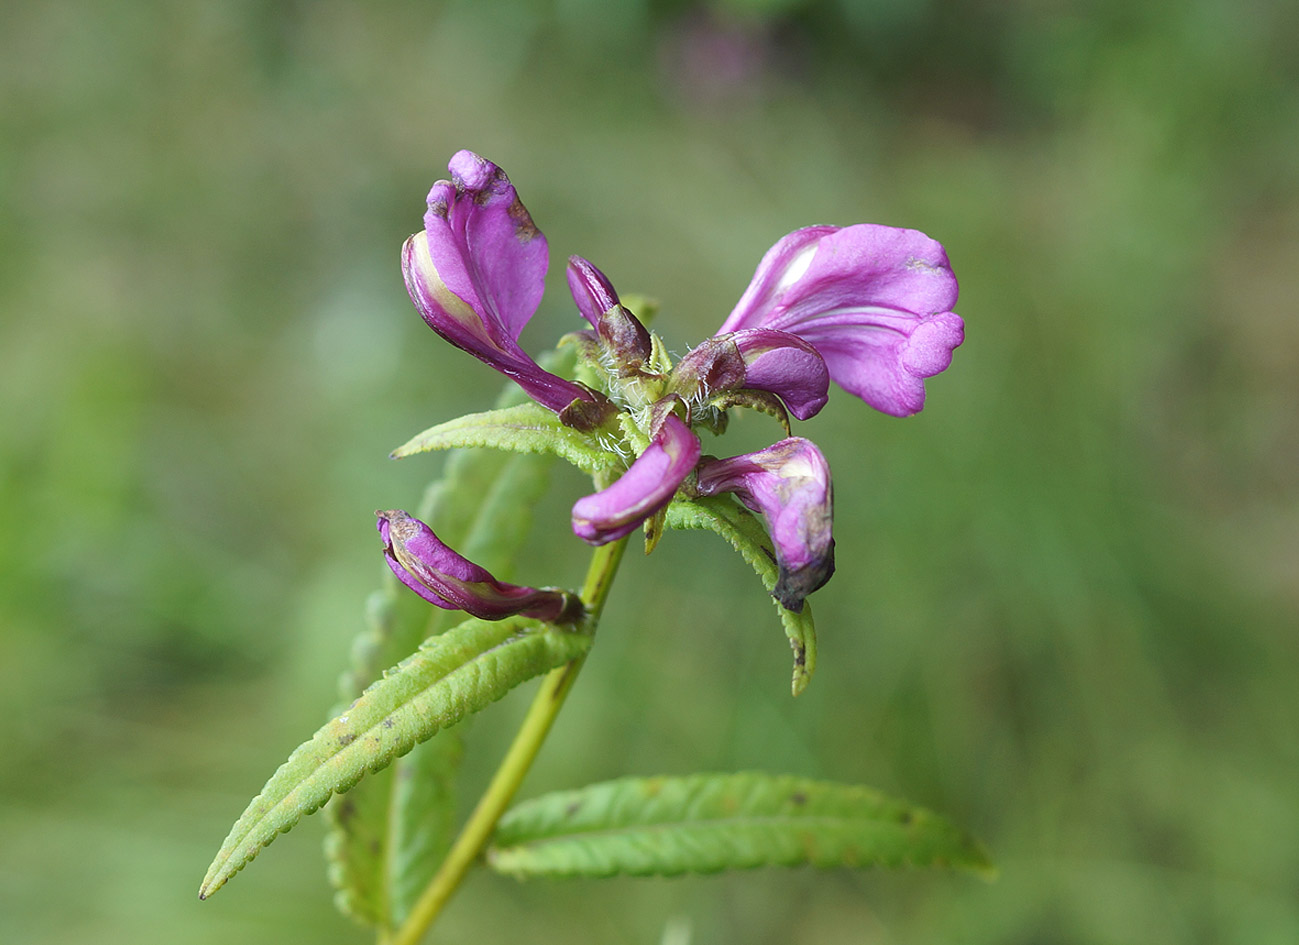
xmin=566 ymin=256 xmax=653 ymax=373
xmin=378 ymin=510 xmax=582 ymax=623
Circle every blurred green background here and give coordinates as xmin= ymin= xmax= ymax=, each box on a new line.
xmin=3 ymin=0 xmax=1297 ymax=942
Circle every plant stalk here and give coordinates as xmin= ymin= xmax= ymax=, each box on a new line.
xmin=389 ymin=537 xmax=628 ymax=945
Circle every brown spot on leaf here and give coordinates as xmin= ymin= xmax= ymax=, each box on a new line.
xmin=338 ymin=733 xmax=356 ymax=747
xmin=789 ymin=791 xmax=808 ymax=806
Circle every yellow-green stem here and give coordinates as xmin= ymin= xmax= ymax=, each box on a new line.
xmin=389 ymin=537 xmax=628 ymax=945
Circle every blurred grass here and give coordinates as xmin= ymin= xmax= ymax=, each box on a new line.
xmin=2 ymin=1 xmax=1297 ymax=942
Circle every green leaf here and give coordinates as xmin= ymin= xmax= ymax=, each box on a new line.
xmin=325 ymin=354 xmax=574 ymax=927
xmin=324 ymin=589 xmax=467 ymax=927
xmin=488 ymin=773 xmax=993 ymax=879
xmin=391 ymin=401 xmax=612 ymax=475
xmin=666 ymin=496 xmax=818 ymax=696
xmin=200 ymin=615 xmax=592 ymax=900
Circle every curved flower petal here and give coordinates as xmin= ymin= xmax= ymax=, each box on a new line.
xmin=718 ymin=224 xmax=963 ymax=417
xmin=571 ymin=414 xmax=701 ymax=545
xmin=730 ymin=329 xmax=829 ymax=420
xmin=427 ymin=150 xmax=548 ymax=341
xmin=694 ymin=437 xmax=834 ymax=612
xmin=378 ymin=510 xmax=581 ymax=623
xmin=403 ymin=151 xmax=596 ymax=415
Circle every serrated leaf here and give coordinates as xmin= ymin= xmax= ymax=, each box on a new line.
xmin=666 ymin=496 xmax=818 ymax=695
xmin=200 ymin=615 xmax=592 ymax=900
xmin=325 ymin=354 xmax=573 ymax=927
xmin=382 ymin=728 xmax=463 ymax=925
xmin=488 ymin=773 xmax=993 ymax=879
xmin=391 ymin=402 xmax=612 ymax=475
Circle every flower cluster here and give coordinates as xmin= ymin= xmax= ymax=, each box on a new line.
xmin=384 ymin=150 xmax=962 ymax=617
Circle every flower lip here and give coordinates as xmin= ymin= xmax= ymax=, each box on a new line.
xmin=378 ymin=509 xmax=582 ymax=623
xmin=694 ymin=437 xmax=834 ymax=612
xmin=717 ymin=224 xmax=963 ymax=417
xmin=571 ymin=413 xmax=702 ymax=545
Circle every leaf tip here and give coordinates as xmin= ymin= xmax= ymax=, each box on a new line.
xmin=790 ymin=670 xmax=807 ymax=697
xmin=789 ymin=639 xmax=813 ymax=696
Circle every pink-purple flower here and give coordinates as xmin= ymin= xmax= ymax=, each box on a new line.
xmin=402 ymin=151 xmax=603 ymax=418
xmin=392 ymin=151 xmax=965 ymax=617
xmin=717 ymin=224 xmax=964 ymax=417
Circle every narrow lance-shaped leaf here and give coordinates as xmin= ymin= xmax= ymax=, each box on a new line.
xmin=325 ymin=356 xmax=570 ymax=927
xmin=200 ymin=615 xmax=592 ymax=900
xmin=488 ymin=772 xmax=994 ymax=879
xmin=665 ymin=496 xmax=818 ymax=695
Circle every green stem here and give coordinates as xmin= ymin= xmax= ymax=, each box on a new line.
xmin=389 ymin=537 xmax=629 ymax=945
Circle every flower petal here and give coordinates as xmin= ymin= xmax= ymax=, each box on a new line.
xmin=403 ymin=152 xmax=600 ymax=416
xmin=378 ymin=510 xmax=581 ymax=622
xmin=571 ymin=414 xmax=701 ymax=545
xmin=718 ymin=226 xmax=839 ymax=335
xmin=694 ymin=437 xmax=834 ymax=612
xmin=799 ymin=309 xmax=964 ymax=417
xmin=718 ymin=224 xmax=963 ymax=416
xmin=425 ymin=150 xmax=548 ymax=342
xmin=730 ymin=329 xmax=830 ymax=421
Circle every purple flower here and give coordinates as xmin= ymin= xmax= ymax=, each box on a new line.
xmin=571 ymin=414 xmax=702 ymax=544
xmin=694 ymin=437 xmax=834 ymax=612
xmin=402 ymin=150 xmax=599 ymax=416
xmin=718 ymin=225 xmax=964 ymax=417
xmin=378 ymin=509 xmax=582 ymax=623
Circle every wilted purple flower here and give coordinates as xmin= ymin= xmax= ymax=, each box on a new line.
xmin=694 ymin=437 xmax=834 ymax=612
xmin=571 ymin=414 xmax=701 ymax=545
xmin=718 ymin=225 xmax=964 ymax=417
xmin=378 ymin=510 xmax=582 ymax=623
xmin=402 ymin=150 xmax=600 ymax=416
